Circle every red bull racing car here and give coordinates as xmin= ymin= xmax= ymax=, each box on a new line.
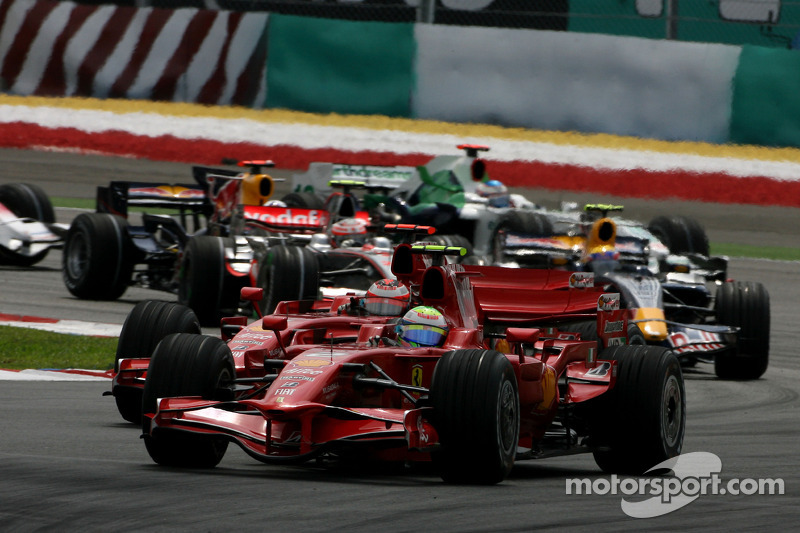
xmin=116 ymin=242 xmax=686 ymax=484
xmin=497 ymin=204 xmax=770 ymax=380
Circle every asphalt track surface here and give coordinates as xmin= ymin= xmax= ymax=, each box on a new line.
xmin=1 ymin=149 xmax=799 ymax=531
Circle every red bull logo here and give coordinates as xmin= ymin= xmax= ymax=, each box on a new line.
xmin=129 ymin=186 xmax=205 ymax=199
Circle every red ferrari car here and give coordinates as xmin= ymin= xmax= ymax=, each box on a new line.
xmin=126 ymin=243 xmax=685 ymax=484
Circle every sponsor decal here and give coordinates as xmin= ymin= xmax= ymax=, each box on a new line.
xmin=209 ymin=177 xmax=239 ymax=220
xmin=280 ymin=375 xmax=315 ymax=382
xmin=273 ymin=388 xmax=295 ymax=396
xmin=239 ymin=330 xmax=274 ymax=340
xmin=536 ymin=366 xmax=557 ymax=412
xmin=597 ymin=293 xmax=621 ymax=311
xmin=504 ymin=234 xmax=566 ymax=248
xmin=128 ymin=185 xmax=205 ymax=199
xmin=291 ymin=359 xmax=332 ymax=368
xmin=302 ymin=350 xmax=350 ymax=359
xmin=585 ymin=361 xmax=611 ymax=377
xmin=287 ymin=368 xmax=324 ymax=376
xmin=331 ymin=164 xmax=414 ymax=181
xmin=604 ymin=321 xmax=624 ymax=334
xmin=570 ymin=272 xmax=595 ymax=288
xmin=244 ymin=206 xmax=329 ymax=228
xmin=411 ymin=365 xmax=423 ymax=388
xmin=282 ymin=382 xmax=301 ymax=388
xmin=322 ymin=383 xmax=340 ymax=394
xmin=668 ymin=330 xmax=726 ymax=354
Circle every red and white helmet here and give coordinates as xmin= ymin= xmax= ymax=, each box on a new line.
xmin=364 ymin=279 xmax=410 ymax=316
xmin=331 ymin=218 xmax=368 ymax=247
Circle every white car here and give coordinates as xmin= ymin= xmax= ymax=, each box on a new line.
xmin=0 ymin=183 xmax=66 ymax=266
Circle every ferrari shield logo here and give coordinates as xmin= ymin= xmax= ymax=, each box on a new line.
xmin=412 ymin=365 xmax=423 ymax=387
xmin=411 ymin=364 xmax=423 ymax=399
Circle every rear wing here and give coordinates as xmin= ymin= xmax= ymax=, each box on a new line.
xmin=96 ymin=181 xmax=208 ymax=218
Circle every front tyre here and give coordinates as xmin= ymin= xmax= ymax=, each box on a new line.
xmin=430 ymin=349 xmax=519 ymax=484
xmin=589 ymin=344 xmax=685 ymax=475
xmin=647 ymin=215 xmax=709 ymax=256
xmin=713 ymin=281 xmax=770 ymax=380
xmin=113 ymin=300 xmax=201 ymax=424
xmin=142 ymin=333 xmax=234 ymax=468
xmin=256 ymin=245 xmax=319 ymax=314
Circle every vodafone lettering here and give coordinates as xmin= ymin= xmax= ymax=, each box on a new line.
xmin=244 ymin=207 xmax=329 ymax=228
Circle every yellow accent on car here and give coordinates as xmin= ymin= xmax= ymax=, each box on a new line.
xmin=634 ymin=307 xmax=668 ymax=341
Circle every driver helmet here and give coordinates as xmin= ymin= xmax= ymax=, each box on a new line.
xmin=331 ymin=217 xmax=368 ymax=247
xmin=363 ymin=279 xmax=410 ymax=316
xmin=475 ymin=179 xmax=509 ymax=208
xmin=398 ymin=306 xmax=449 ymax=347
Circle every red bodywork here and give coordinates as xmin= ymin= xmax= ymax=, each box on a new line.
xmin=138 ymin=243 xmax=628 ymax=465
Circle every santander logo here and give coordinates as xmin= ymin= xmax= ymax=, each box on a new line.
xmin=244 ymin=206 xmax=329 ymax=228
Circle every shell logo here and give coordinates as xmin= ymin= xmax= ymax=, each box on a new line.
xmin=291 ymin=359 xmax=332 ymax=368
xmin=536 ymin=366 xmax=557 ymax=412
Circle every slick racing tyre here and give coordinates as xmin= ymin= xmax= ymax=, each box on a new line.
xmin=281 ymin=191 xmax=325 ymax=210
xmin=0 ymin=183 xmax=56 ymax=266
xmin=113 ymin=300 xmax=201 ymax=424
xmin=142 ymin=333 xmax=234 ymax=468
xmin=647 ymin=215 xmax=709 ymax=256
xmin=713 ymin=281 xmax=770 ymax=380
xmin=588 ymin=344 xmax=685 ymax=475
xmin=178 ymin=235 xmax=241 ymax=327
xmin=492 ymin=210 xmax=554 ymax=263
xmin=430 ymin=349 xmax=520 ymax=485
xmin=62 ymin=213 xmax=133 ymax=300
xmin=256 ymin=245 xmax=319 ymax=314
xmin=428 ymin=234 xmax=474 ymax=261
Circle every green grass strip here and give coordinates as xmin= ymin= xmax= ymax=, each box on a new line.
xmin=0 ymin=326 xmax=116 ymax=370
xmin=711 ymin=242 xmax=800 ymax=262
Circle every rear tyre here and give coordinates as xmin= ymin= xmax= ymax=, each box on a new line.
xmin=713 ymin=281 xmax=770 ymax=380
xmin=0 ymin=183 xmax=56 ymax=265
xmin=113 ymin=300 xmax=201 ymax=423
xmin=281 ymin=192 xmax=325 ymax=210
xmin=62 ymin=213 xmax=133 ymax=300
xmin=179 ymin=235 xmax=238 ymax=327
xmin=647 ymin=215 xmax=709 ymax=256
xmin=589 ymin=345 xmax=685 ymax=475
xmin=492 ymin=210 xmax=554 ymax=262
xmin=430 ymin=349 xmax=519 ymax=484
xmin=142 ymin=333 xmax=234 ymax=468
xmin=256 ymin=245 xmax=319 ymax=314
